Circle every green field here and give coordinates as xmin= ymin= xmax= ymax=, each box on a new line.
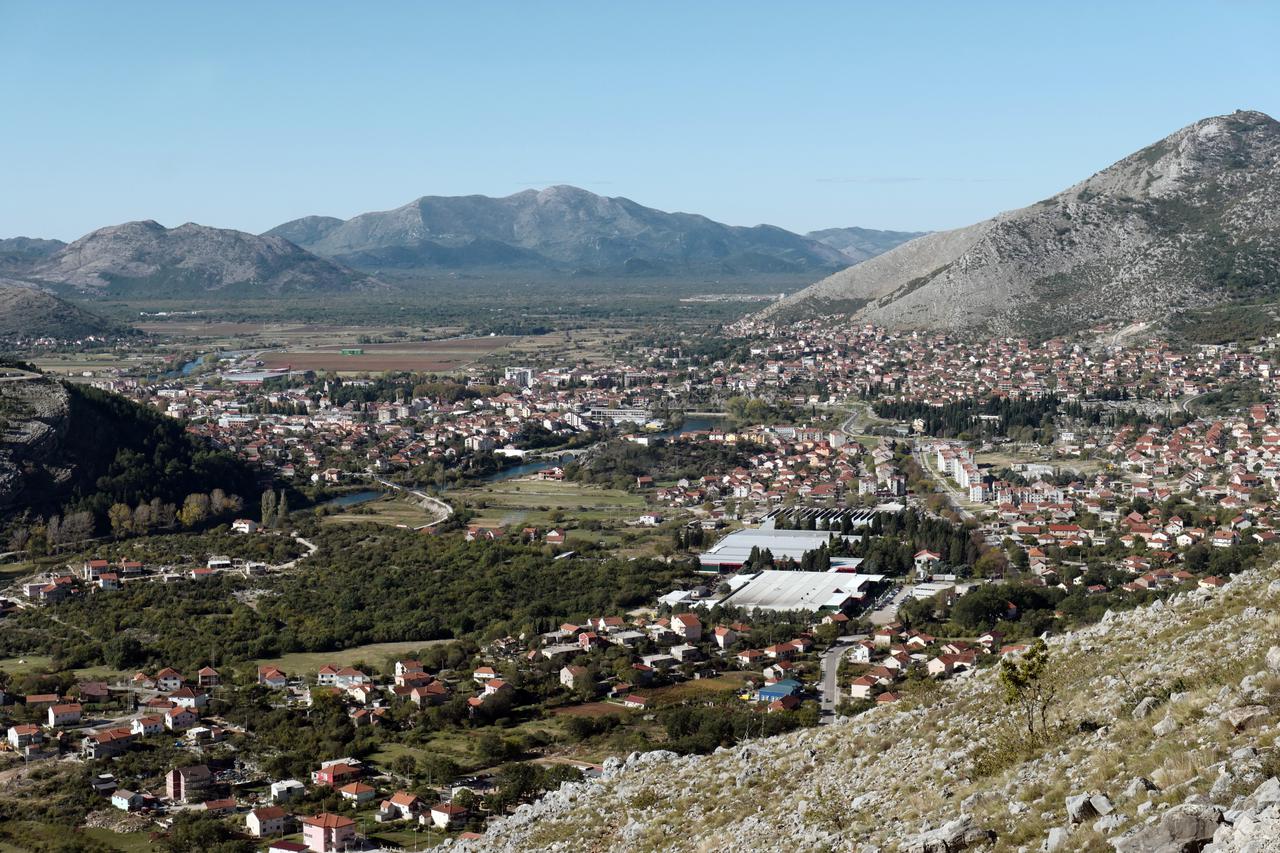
xmin=0 ymin=653 xmax=126 ymax=681
xmin=252 ymin=639 xmax=452 ymax=677
xmin=323 ymin=496 xmax=441 ymax=529
xmin=457 ymin=478 xmax=647 ymax=528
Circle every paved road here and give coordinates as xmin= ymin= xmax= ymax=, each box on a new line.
xmin=913 ymin=442 xmax=975 ymax=522
xmin=818 ymin=636 xmax=859 ymax=721
xmin=369 ymin=476 xmax=454 ymax=528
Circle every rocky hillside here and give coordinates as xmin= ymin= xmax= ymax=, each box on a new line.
xmin=762 ymin=111 xmax=1280 ymax=337
xmin=267 ymin=185 xmax=854 ymax=275
xmin=0 ymin=236 xmax=65 ymax=268
xmin=460 ymin=563 xmax=1280 ymax=852
xmin=18 ymin=220 xmax=379 ymax=296
xmin=806 ymin=226 xmax=928 ymax=263
xmin=0 ymin=282 xmax=127 ymax=340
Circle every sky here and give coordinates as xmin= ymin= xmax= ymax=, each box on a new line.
xmin=3 ymin=2 xmax=1279 ymax=241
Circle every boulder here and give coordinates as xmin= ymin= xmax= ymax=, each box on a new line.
xmin=1154 ymin=715 xmax=1179 ymax=737
xmin=1045 ymin=826 xmax=1070 ymax=852
xmin=1112 ymin=803 xmax=1222 ymax=853
xmin=1266 ymin=646 xmax=1280 ymax=673
xmin=1223 ymin=705 xmax=1270 ymax=732
xmin=1133 ymin=697 xmax=1159 ymax=720
xmin=901 ymin=815 xmax=995 ymax=853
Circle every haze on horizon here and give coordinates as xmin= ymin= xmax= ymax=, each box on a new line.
xmin=2 ymin=1 xmax=1279 ymax=242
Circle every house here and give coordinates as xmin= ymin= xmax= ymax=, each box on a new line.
xmin=204 ymin=798 xmax=236 ymax=815
xmin=394 ymin=660 xmax=424 ymax=681
xmin=197 ymin=667 xmax=220 ymax=688
xmin=169 ymin=686 xmax=208 ymax=708
xmin=166 ymin=765 xmax=213 ymax=803
xmin=7 ymin=724 xmax=42 ymax=753
xmin=258 ymin=666 xmax=288 ymax=688
xmin=621 ymin=694 xmax=651 ymax=709
xmin=301 ymin=813 xmax=357 ymax=853
xmin=338 ymin=781 xmax=377 ymax=804
xmin=242 ymin=803 xmax=287 ymax=836
xmin=154 ymin=668 xmax=183 ymax=692
xmin=165 ymin=706 xmax=199 ymax=731
xmin=672 ymin=612 xmax=702 ymax=641
xmin=270 ymin=779 xmax=306 ymax=802
xmin=849 ymin=675 xmax=877 ymax=700
xmin=545 ymin=528 xmax=567 ymax=545
xmin=268 ymin=843 xmax=310 ymax=853
xmin=377 ymin=791 xmax=423 ymax=822
xmin=231 ymin=518 xmax=259 ymax=534
xmin=559 ymin=665 xmax=591 ymax=691
xmin=82 ymin=727 xmax=136 ymax=759
xmin=313 ymin=762 xmax=362 ymax=787
xmin=472 ymin=666 xmax=498 ymax=682
xmin=913 ymin=550 xmax=942 ymax=573
xmin=131 ymin=715 xmax=165 ymax=737
xmin=425 ymin=803 xmax=469 ymax=830
xmin=111 ymin=789 xmax=144 ymax=811
xmin=47 ymin=702 xmax=82 ymax=728
xmin=758 ymin=679 xmax=802 ymax=703
xmin=713 ymin=626 xmax=738 ymax=649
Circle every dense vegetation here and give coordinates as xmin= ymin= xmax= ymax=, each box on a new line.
xmin=1 ymin=526 xmax=696 ymax=672
xmin=5 ymin=382 xmax=258 ymax=534
xmin=568 ymin=438 xmax=763 ymax=491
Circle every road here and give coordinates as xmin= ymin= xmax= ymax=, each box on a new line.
xmin=818 ymin=636 xmax=859 ymax=721
xmin=913 ymin=442 xmax=975 ymax=522
xmin=369 ymin=476 xmax=455 ymax=529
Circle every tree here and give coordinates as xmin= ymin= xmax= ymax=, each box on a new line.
xmin=276 ymin=492 xmax=290 ymax=528
xmin=998 ymin=638 xmax=1057 ymax=740
xmin=179 ymin=493 xmax=211 ymax=528
xmin=261 ymin=490 xmax=277 ymax=527
xmin=108 ymin=502 xmax=134 ymax=537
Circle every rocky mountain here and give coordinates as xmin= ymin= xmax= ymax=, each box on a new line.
xmin=17 ymin=220 xmax=379 ymax=296
xmin=0 ymin=236 xmax=65 ymax=269
xmin=462 ymin=565 xmax=1280 ymax=852
xmin=805 ymin=226 xmax=928 ymax=263
xmin=266 ymin=185 xmax=855 ymax=275
xmin=0 ymin=282 xmax=127 ymax=340
xmin=762 ymin=111 xmax=1280 ymax=337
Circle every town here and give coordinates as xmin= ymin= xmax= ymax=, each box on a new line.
xmin=3 ymin=313 xmax=1279 ymax=852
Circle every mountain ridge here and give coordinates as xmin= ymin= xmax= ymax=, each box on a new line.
xmin=11 ymin=220 xmax=380 ymax=297
xmin=760 ymin=110 xmax=1280 ymax=336
xmin=266 ymin=185 xmax=865 ymax=276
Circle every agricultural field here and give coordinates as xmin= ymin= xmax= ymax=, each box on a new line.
xmin=258 ymin=335 xmax=516 ymax=374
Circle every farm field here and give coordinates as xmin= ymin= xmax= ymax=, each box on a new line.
xmin=645 ymin=672 xmax=754 ymax=707
xmin=258 ymin=335 xmax=516 ymax=373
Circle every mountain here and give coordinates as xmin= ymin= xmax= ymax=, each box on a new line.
xmin=0 ymin=282 xmax=127 ymax=340
xmin=0 ymin=375 xmax=257 ymax=520
xmin=0 ymin=236 xmax=66 ymax=269
xmin=266 ymin=185 xmax=854 ymax=275
xmin=19 ymin=220 xmax=379 ymax=296
xmin=805 ymin=226 xmax=928 ymax=263
xmin=461 ymin=567 xmax=1280 ymax=852
xmin=762 ymin=111 xmax=1280 ymax=336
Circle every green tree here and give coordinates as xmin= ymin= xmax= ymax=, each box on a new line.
xmin=998 ymin=638 xmax=1057 ymax=740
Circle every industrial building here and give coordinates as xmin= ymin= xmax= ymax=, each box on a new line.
xmin=717 ymin=569 xmax=886 ymax=613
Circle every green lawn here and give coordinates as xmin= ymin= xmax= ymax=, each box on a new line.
xmin=0 ymin=654 xmax=126 ymax=681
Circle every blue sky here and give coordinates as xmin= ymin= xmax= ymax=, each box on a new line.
xmin=3 ymin=2 xmax=1278 ymax=240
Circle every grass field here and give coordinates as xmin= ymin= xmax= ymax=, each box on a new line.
xmin=645 ymin=673 xmax=753 ymax=706
xmin=457 ymin=479 xmax=647 ymax=528
xmin=323 ymin=496 xmax=440 ymax=529
xmin=0 ymin=653 xmax=126 ymax=681
xmin=252 ymin=639 xmax=452 ymax=676
xmin=259 ymin=335 xmax=514 ymax=374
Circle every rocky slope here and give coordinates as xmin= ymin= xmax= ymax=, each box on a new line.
xmin=0 ymin=377 xmax=73 ymax=516
xmin=761 ymin=111 xmax=1280 ymax=337
xmin=806 ymin=226 xmax=929 ymax=263
xmin=267 ymin=185 xmax=855 ymax=275
xmin=0 ymin=282 xmax=126 ymax=340
xmin=456 ymin=563 xmax=1280 ymax=852
xmin=20 ymin=220 xmax=379 ymax=296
